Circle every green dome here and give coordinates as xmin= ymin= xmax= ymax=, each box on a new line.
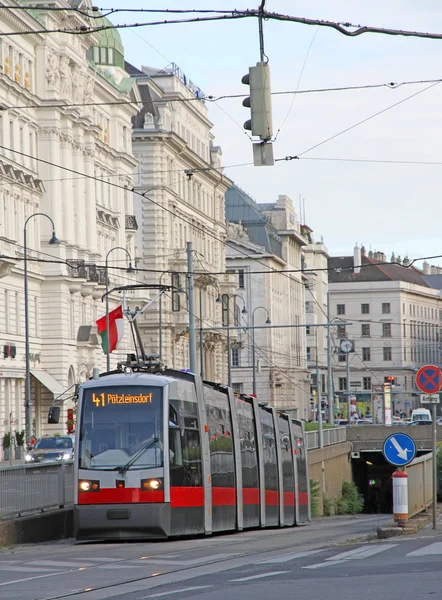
xmin=87 ymin=15 xmax=125 ymax=68
xmin=95 ymin=16 xmax=124 ymax=56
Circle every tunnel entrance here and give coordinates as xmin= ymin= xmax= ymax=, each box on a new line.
xmin=351 ymin=451 xmax=429 ymax=514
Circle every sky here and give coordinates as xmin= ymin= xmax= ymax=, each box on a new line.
xmin=97 ymin=1 xmax=442 ymax=265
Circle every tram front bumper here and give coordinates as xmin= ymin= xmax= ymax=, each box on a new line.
xmin=74 ymin=503 xmax=171 ymax=541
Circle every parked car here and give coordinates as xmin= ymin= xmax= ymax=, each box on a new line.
xmin=25 ymin=436 xmax=74 ymax=464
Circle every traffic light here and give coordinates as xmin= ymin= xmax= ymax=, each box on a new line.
xmin=242 ymin=62 xmax=273 ymax=141
xmin=385 ymin=376 xmax=395 ymax=385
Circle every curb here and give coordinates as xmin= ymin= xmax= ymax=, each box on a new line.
xmin=377 ymin=515 xmax=433 ymax=539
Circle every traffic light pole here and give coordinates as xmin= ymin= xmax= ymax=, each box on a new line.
xmin=258 ymin=1 xmax=266 ymax=62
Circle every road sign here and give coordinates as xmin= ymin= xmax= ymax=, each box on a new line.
xmin=416 ymin=365 xmax=442 ymax=394
xmin=420 ymin=394 xmax=440 ymax=404
xmin=383 ymin=433 xmax=416 ymax=467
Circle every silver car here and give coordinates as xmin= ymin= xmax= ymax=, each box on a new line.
xmin=25 ymin=436 xmax=74 ymax=464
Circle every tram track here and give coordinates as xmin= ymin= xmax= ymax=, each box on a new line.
xmin=26 ymin=515 xmax=386 ymax=600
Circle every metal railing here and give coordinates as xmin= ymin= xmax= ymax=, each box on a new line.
xmin=0 ymin=461 xmax=74 ymax=519
xmin=306 ymin=426 xmax=347 ymax=450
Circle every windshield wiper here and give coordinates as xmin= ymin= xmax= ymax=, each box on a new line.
xmin=118 ymin=437 xmax=160 ymax=476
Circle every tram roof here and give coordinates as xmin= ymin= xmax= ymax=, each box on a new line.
xmin=80 ymin=372 xmax=184 ymax=389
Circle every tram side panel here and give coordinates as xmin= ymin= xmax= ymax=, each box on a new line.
xmin=258 ymin=406 xmax=279 ymax=526
xmin=292 ymin=419 xmax=310 ymax=523
xmin=203 ymin=384 xmax=237 ymax=533
xmin=278 ymin=414 xmax=295 ymax=526
xmin=235 ymin=396 xmax=260 ymax=528
xmin=168 ymin=380 xmax=205 ymax=536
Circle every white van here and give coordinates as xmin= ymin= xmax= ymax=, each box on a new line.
xmin=411 ymin=408 xmax=432 ymax=423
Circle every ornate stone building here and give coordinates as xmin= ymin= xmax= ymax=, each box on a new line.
xmin=129 ymin=62 xmax=235 ymax=382
xmin=0 ymin=1 xmax=140 ymax=453
xmin=225 ymin=186 xmax=311 ymax=419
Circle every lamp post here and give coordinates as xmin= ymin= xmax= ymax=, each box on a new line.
xmin=105 ymin=247 xmax=135 ymax=371
xmin=252 ymin=306 xmax=271 ymax=395
xmin=24 ymin=213 xmax=60 ymax=443
xmin=224 ymin=294 xmax=247 ymax=387
xmin=199 ymin=282 xmax=222 ymax=380
xmin=158 ymin=270 xmax=184 ymax=362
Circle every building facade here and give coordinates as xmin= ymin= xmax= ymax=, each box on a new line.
xmin=329 ymin=246 xmax=442 ymax=418
xmin=129 ymin=62 xmax=234 ymax=382
xmin=226 ymin=187 xmax=310 ymax=419
xmin=302 ymin=229 xmax=330 ymax=417
xmin=0 ymin=1 xmax=140 ymax=452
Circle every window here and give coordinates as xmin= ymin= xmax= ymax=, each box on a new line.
xmin=238 ymin=270 xmax=245 ymax=289
xmin=5 ymin=290 xmax=9 ymax=333
xmin=383 ymin=347 xmax=392 ymax=361
xmin=363 ymin=377 xmax=371 ymax=391
xmin=231 ymin=347 xmax=239 ymax=367
xmin=337 ymin=304 xmax=345 ymax=315
xmin=338 ymin=353 xmax=346 ymax=362
xmin=382 ymin=303 xmax=391 ymax=314
xmin=171 ymin=273 xmax=181 ymax=312
xmin=232 ymin=382 xmax=243 ymax=394
xmin=382 ymin=323 xmax=392 ymax=337
xmin=338 ymin=377 xmax=347 ymax=391
xmin=362 ymin=324 xmax=370 ymax=337
xmin=306 ymin=326 xmax=310 ymax=335
xmin=221 ymin=294 xmax=229 ymax=326
xmin=361 ymin=303 xmax=370 ymax=314
xmin=362 ymin=347 xmax=371 ymax=361
xmin=337 ymin=325 xmax=346 ymax=338
xmin=9 ymin=119 xmax=14 ymax=157
xmin=15 ymin=292 xmax=19 ymax=334
xmin=306 ymin=347 xmax=311 ymax=361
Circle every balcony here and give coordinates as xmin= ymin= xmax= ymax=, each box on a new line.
xmin=67 ymin=260 xmax=106 ymax=285
xmin=125 ymin=214 xmax=138 ymax=231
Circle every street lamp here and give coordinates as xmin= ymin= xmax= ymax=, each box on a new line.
xmin=158 ymin=270 xmax=184 ymax=361
xmin=224 ymin=294 xmax=247 ymax=386
xmin=105 ymin=247 xmax=135 ymax=371
xmin=24 ymin=213 xmax=60 ymax=443
xmin=252 ymin=306 xmax=271 ymax=395
xmin=199 ymin=281 xmax=222 ymax=380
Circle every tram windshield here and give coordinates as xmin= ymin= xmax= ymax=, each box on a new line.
xmin=78 ymin=385 xmax=163 ymax=471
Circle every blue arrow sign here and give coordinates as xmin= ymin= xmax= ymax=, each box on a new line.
xmin=383 ymin=433 xmax=416 ymax=467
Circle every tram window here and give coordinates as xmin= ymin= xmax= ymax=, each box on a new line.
xmin=169 ymin=426 xmax=183 ymax=467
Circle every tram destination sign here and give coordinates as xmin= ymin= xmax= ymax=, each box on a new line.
xmin=91 ymin=391 xmax=154 ymax=408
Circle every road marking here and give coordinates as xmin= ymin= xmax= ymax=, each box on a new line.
xmin=0 ymin=570 xmax=74 ymax=587
xmin=27 ymin=560 xmax=94 ymax=568
xmin=256 ymin=550 xmax=324 ymax=564
xmin=407 ymin=542 xmax=442 ymax=556
xmin=134 ymin=553 xmax=237 ymax=566
xmin=303 ymin=544 xmax=397 ymax=569
xmin=0 ymin=566 xmax=64 ymax=573
xmin=230 ymin=571 xmax=290 ymax=582
xmin=142 ymin=586 xmax=214 ymax=598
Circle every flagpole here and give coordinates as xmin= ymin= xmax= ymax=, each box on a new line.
xmin=105 ymin=247 xmax=134 ymax=371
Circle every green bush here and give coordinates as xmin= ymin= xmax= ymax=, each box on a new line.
xmin=340 ymin=480 xmax=364 ymax=514
xmin=3 ymin=432 xmax=11 ymax=449
xmin=310 ymin=479 xmax=320 ymax=517
xmin=15 ymin=430 xmax=25 ymax=447
xmin=323 ymin=493 xmax=333 ymax=516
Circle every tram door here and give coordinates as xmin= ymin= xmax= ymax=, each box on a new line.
xmin=204 ymin=385 xmax=236 ymax=533
xmin=292 ymin=420 xmax=309 ymax=523
xmin=278 ymin=415 xmax=295 ymax=526
xmin=259 ymin=407 xmax=279 ymax=526
xmin=236 ymin=397 xmax=260 ymax=528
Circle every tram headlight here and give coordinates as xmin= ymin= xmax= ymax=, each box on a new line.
xmin=79 ymin=480 xmax=100 ymax=492
xmin=25 ymin=454 xmax=34 ymax=462
xmin=141 ymin=478 xmax=163 ymax=491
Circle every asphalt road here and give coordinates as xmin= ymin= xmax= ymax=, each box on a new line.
xmin=0 ymin=513 xmax=390 ymax=600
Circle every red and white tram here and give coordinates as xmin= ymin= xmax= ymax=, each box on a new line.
xmin=72 ymin=368 xmax=310 ymax=540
